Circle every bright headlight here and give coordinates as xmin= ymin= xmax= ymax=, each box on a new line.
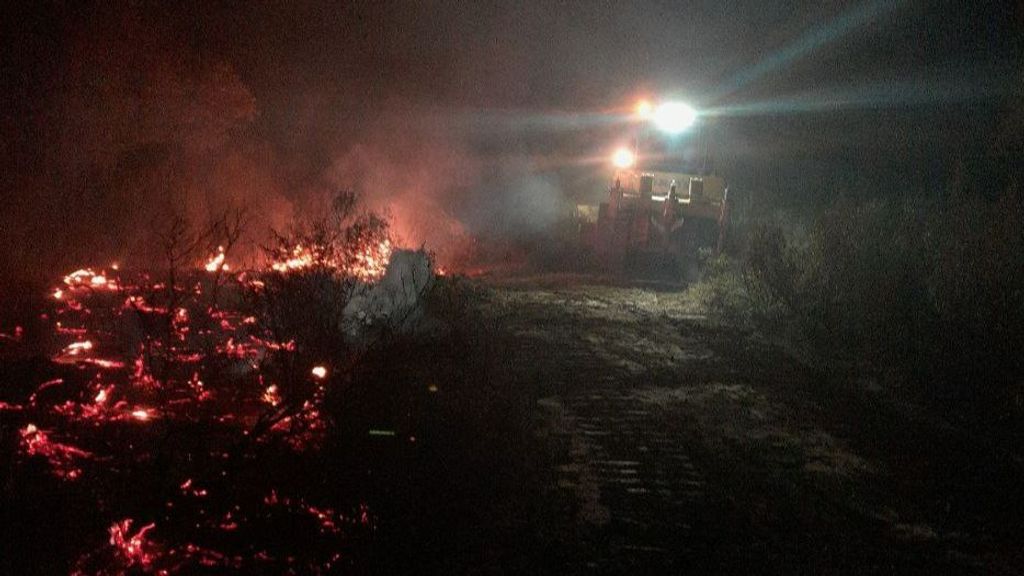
xmin=612 ymin=147 xmax=636 ymax=169
xmin=652 ymin=102 xmax=697 ymax=134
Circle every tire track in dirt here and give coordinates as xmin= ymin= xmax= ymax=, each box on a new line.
xmin=539 ymin=388 xmax=709 ymax=573
xmin=489 ymin=286 xmax=717 ymax=572
xmin=485 ymin=281 xmax=1011 ymax=575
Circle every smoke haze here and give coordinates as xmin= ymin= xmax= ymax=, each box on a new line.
xmin=2 ymin=1 xmax=1020 ymax=286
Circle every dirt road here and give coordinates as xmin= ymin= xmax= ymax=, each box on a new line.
xmin=476 ymin=280 xmax=1021 ymax=575
xmin=2 ymin=279 xmax=1019 ymax=574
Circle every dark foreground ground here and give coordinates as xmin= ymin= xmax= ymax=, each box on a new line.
xmin=3 ymin=277 xmax=1023 ymax=574
xmin=475 ymin=279 xmax=1023 ymax=574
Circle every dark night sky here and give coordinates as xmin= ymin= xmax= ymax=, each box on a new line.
xmin=1 ymin=0 xmax=1022 ymax=279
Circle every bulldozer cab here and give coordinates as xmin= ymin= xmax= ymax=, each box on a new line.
xmin=576 ymin=169 xmax=729 ymax=278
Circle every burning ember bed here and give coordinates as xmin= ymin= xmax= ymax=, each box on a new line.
xmin=0 ymin=210 xmax=442 ymax=574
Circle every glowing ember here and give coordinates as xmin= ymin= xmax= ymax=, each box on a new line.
xmin=261 ymin=490 xmax=371 ymax=535
xmin=262 ymin=384 xmax=281 ymax=407
xmin=203 ymin=246 xmax=229 ymax=272
xmin=189 ymin=372 xmax=212 ymax=402
xmin=124 ymin=295 xmax=166 ymax=314
xmin=20 ymin=423 xmax=91 ymax=480
xmin=108 ymin=519 xmax=156 ymax=568
xmin=131 ymin=356 xmax=159 ymax=389
xmin=29 ymin=378 xmax=64 ymax=404
xmin=179 ymin=478 xmax=208 ymax=497
xmin=0 ymin=326 xmax=23 ymax=342
xmin=51 ymin=383 xmax=118 ymax=421
xmin=306 ymin=505 xmax=340 ymax=534
xmin=80 ymin=358 xmax=127 ymax=369
xmin=55 ymin=324 xmax=87 ymax=336
xmin=65 ymin=340 xmax=94 ymax=355
xmin=54 ymin=341 xmax=128 ymax=369
xmin=33 ymin=256 xmax=383 ymax=571
xmin=130 ymin=408 xmax=154 ymax=421
xmin=21 ymin=423 xmax=40 ymax=445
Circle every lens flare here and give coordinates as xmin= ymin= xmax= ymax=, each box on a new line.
xmin=652 ymin=102 xmax=697 ymax=134
xmin=636 ymin=100 xmax=653 ymax=119
xmin=612 ymin=147 xmax=636 ymax=169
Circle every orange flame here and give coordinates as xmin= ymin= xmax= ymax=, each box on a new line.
xmin=268 ymin=238 xmax=393 ymax=282
xmin=350 ymin=239 xmax=392 ymax=282
xmin=270 ymin=244 xmax=317 ymax=273
xmin=203 ymin=246 xmax=229 ymax=272
xmin=63 ymin=268 xmax=118 ymax=291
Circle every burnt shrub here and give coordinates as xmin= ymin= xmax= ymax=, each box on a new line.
xmin=701 ymin=190 xmax=1024 ymax=412
xmin=799 ymin=200 xmax=935 ymax=374
xmin=688 ymin=253 xmax=754 ymax=325
xmin=258 ymin=267 xmax=358 ymax=362
xmin=744 ymin=222 xmax=806 ymax=328
xmin=926 ymin=189 xmax=1024 ymax=405
xmin=243 ymin=192 xmax=440 ymax=443
xmin=255 ymin=192 xmax=390 ymax=360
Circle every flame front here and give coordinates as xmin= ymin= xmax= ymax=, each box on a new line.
xmin=203 ymin=246 xmax=229 ymax=272
xmin=270 ymin=244 xmax=317 ymax=273
xmin=268 ymin=238 xmax=393 ymax=282
xmin=350 ymin=238 xmax=392 ymax=282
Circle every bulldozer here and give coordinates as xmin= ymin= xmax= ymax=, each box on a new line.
xmin=576 ymin=168 xmax=729 ymax=278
